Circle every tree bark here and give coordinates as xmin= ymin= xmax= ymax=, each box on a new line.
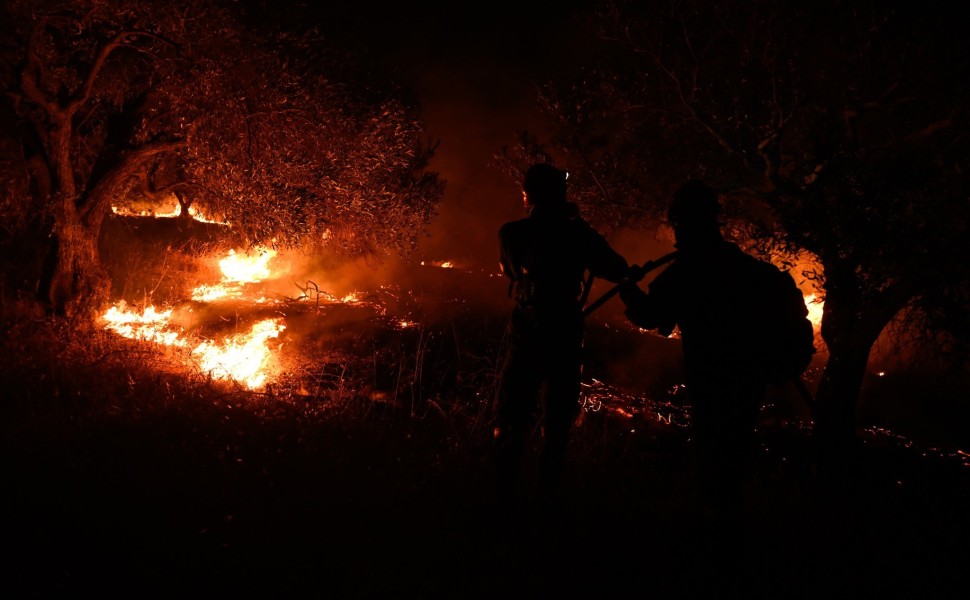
xmin=812 ymin=274 xmax=912 ymax=471
xmin=38 ymin=133 xmax=184 ymax=317
xmin=35 ymin=117 xmax=110 ymax=318
xmin=813 ymin=337 xmax=874 ymax=455
xmin=42 ymin=196 xmax=109 ymax=319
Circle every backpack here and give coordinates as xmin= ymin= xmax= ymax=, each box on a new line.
xmin=746 ymin=258 xmax=817 ymax=385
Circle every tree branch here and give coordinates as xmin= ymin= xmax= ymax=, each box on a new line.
xmin=903 ymin=119 xmax=954 ymax=142
xmin=80 ymin=139 xmax=186 ymax=227
xmin=20 ymin=18 xmax=59 ymax=115
xmin=648 ymin=47 xmax=745 ymax=164
xmin=68 ymin=30 xmax=176 ymax=114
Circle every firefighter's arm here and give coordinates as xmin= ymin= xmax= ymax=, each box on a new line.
xmin=498 ymin=224 xmax=518 ymax=280
xmin=620 ymin=284 xmax=655 ymax=328
xmin=619 ymin=280 xmax=677 ymax=336
xmin=498 ymin=225 xmax=518 ymax=299
xmin=585 ymin=226 xmax=632 ymax=283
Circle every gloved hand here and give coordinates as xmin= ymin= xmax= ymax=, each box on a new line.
xmin=619 ymin=280 xmax=648 ymax=305
xmin=623 ymin=264 xmax=645 ymax=282
xmin=620 ymin=283 xmax=656 ymax=330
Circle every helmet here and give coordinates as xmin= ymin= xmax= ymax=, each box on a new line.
xmin=667 ymin=179 xmax=720 ymax=228
xmin=522 ymin=163 xmax=567 ymax=206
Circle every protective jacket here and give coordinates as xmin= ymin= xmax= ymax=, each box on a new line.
xmin=499 ymin=202 xmax=629 ymax=323
xmin=493 ymin=200 xmax=628 ymax=501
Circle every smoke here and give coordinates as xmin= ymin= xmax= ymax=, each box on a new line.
xmin=98 ymin=1 xmax=689 ymax=401
xmin=345 ymin=1 xmax=601 ymax=273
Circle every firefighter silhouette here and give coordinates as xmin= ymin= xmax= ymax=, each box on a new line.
xmin=620 ymin=179 xmax=801 ymax=521
xmin=493 ymin=163 xmax=630 ymax=506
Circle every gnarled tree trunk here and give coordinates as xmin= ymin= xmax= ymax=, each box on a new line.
xmin=40 ymin=196 xmax=109 ymax=319
xmin=36 ymin=107 xmax=180 ymax=317
xmin=812 ymin=269 xmax=913 ymax=470
xmin=813 ymin=333 xmax=878 ymax=458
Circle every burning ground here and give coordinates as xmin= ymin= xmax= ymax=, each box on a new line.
xmin=1 ymin=215 xmax=969 ymax=597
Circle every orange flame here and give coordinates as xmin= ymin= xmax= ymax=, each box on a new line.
xmin=111 ymin=200 xmax=228 ymax=225
xmin=219 ymin=248 xmax=276 ymax=282
xmin=804 ymin=293 xmax=823 ymax=331
xmin=634 ymin=293 xmax=822 ymax=340
xmin=191 ymin=247 xmax=279 ymax=302
xmin=102 ymin=303 xmax=186 ymax=347
xmin=193 ymin=319 xmax=285 ymax=389
xmin=101 ymin=303 xmax=285 ymax=390
xmin=99 ymin=245 xmax=378 ymax=390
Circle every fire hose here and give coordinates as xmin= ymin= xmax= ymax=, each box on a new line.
xmin=582 ymin=249 xmax=817 ymax=408
xmin=582 ymin=250 xmax=679 ymax=317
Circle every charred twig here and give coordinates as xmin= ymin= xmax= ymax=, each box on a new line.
xmin=580 ymin=379 xmax=691 ymax=428
xmin=295 ymin=280 xmax=322 ymax=307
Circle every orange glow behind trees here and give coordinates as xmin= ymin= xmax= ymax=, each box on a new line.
xmin=525 ymin=0 xmax=969 ymax=449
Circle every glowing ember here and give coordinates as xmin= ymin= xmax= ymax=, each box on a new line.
xmin=193 ymin=319 xmax=285 ymax=389
xmin=421 ymin=260 xmax=455 ymax=268
xmin=581 ymin=379 xmax=691 ymax=427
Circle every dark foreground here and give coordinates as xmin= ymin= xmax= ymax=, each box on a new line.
xmin=3 ymin=396 xmax=969 ymax=600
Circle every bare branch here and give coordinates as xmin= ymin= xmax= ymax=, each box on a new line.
xmin=20 ymin=18 xmax=58 ymax=115
xmin=68 ymin=30 xmax=177 ymax=114
xmin=903 ymin=119 xmax=954 ymax=142
xmin=80 ymin=139 xmax=186 ymax=226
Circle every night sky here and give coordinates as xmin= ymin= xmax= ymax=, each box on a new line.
xmin=300 ymin=1 xmax=603 ymax=269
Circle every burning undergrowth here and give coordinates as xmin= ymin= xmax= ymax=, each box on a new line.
xmin=96 ymin=216 xmax=507 ymax=417
xmin=88 ymin=212 xmax=970 ymax=473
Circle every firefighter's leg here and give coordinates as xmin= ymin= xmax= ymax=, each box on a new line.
xmin=690 ymin=379 xmax=762 ymax=521
xmin=537 ymin=353 xmax=582 ymax=502
xmin=493 ymin=343 xmax=540 ymax=506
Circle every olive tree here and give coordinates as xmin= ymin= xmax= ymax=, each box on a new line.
xmin=0 ymin=0 xmax=443 ymax=318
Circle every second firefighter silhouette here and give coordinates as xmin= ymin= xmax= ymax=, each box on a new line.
xmin=620 ymin=180 xmax=814 ymax=519
xmin=493 ymin=163 xmax=630 ymax=503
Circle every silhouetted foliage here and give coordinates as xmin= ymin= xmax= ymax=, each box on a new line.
xmin=527 ymin=0 xmax=969 ymax=448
